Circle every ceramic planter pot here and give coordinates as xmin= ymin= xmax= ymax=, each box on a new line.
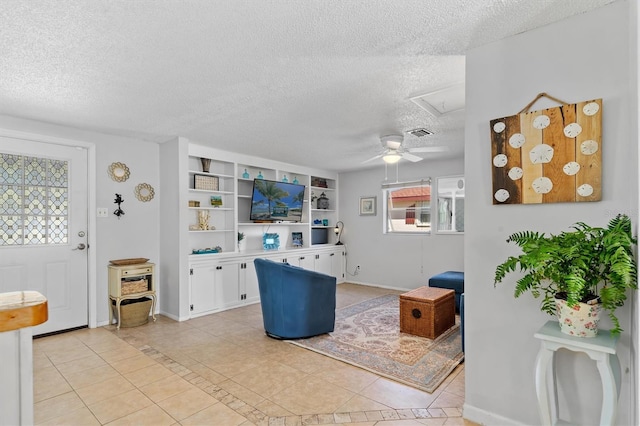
xmin=555 ymin=298 xmax=602 ymax=337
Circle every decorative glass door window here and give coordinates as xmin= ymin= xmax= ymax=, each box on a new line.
xmin=0 ymin=153 xmax=69 ymax=246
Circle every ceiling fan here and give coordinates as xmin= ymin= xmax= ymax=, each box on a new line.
xmin=362 ymin=134 xmax=448 ymax=164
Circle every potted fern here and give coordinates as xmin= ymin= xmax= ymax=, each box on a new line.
xmin=237 ymin=232 xmax=246 ymax=252
xmin=494 ymin=214 xmax=637 ymax=337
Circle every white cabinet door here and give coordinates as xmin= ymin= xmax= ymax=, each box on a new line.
xmin=314 ymin=252 xmax=333 ymax=276
xmin=190 ymin=264 xmax=216 ymax=316
xmin=273 ymin=255 xmax=291 ymax=265
xmin=330 ymin=250 xmax=345 ymax=282
xmin=312 ymin=249 xmax=345 ymax=281
xmin=297 ymin=254 xmax=315 ymax=271
xmin=241 ymin=261 xmax=260 ymax=303
xmin=215 ymin=263 xmax=240 ymax=310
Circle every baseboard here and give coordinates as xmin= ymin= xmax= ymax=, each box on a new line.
xmin=463 ymin=403 xmax=526 ymax=426
xmin=159 ymin=311 xmax=185 ymax=322
xmin=340 ymin=280 xmax=413 ymax=292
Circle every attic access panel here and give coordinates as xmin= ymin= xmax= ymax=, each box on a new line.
xmin=490 ymin=99 xmax=602 ymax=205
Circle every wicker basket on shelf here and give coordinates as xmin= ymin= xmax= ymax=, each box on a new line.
xmin=121 ymin=279 xmax=148 ymax=295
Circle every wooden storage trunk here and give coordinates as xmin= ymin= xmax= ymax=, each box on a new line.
xmin=399 ymin=286 xmax=455 ymax=339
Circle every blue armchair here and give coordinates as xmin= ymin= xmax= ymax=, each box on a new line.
xmin=254 ymin=258 xmax=336 ymax=339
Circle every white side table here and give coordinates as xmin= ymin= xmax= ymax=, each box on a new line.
xmin=534 ymin=320 xmax=621 ymax=426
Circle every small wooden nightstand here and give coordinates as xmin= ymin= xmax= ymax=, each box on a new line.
xmin=108 ymin=262 xmax=157 ymax=329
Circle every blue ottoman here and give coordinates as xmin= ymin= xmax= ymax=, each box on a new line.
xmin=429 ymin=271 xmax=464 ymax=313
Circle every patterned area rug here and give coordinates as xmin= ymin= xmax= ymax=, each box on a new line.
xmin=288 ymin=294 xmax=464 ymax=393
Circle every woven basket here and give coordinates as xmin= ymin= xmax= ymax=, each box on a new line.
xmin=121 ymin=279 xmax=148 ymax=295
xmin=112 ymin=297 xmax=152 ymax=328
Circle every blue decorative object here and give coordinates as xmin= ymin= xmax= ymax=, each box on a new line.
xmin=313 ymin=219 xmax=323 ymax=225
xmin=192 ymin=247 xmax=221 ymax=255
xmin=282 ymin=174 xmax=288 ymax=182
xmin=242 ymin=168 xmax=250 ymax=179
xmin=254 ymin=258 xmax=336 ymax=339
xmin=292 ymin=176 xmax=299 ymax=184
xmin=262 ymin=233 xmax=280 ymax=250
xmin=257 ymin=171 xmax=264 ymax=179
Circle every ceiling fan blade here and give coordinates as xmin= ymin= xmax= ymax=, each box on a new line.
xmin=361 ymin=153 xmax=383 ymax=164
xmin=401 ymin=152 xmax=423 ymax=162
xmin=409 ymin=146 xmax=449 ymax=153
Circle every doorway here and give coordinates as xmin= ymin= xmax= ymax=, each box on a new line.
xmin=0 ymin=136 xmax=92 ymax=335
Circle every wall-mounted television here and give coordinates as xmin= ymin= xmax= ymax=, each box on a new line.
xmin=249 ymin=179 xmax=306 ymax=222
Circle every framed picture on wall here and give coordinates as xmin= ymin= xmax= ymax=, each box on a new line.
xmin=291 ymin=232 xmax=303 ymax=247
xmin=359 ymin=196 xmax=376 ymax=216
xmin=263 ymin=233 xmax=280 ymax=250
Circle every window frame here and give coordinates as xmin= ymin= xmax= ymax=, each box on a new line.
xmin=382 ymin=178 xmax=432 ymax=235
xmin=436 ymin=175 xmax=465 ymax=234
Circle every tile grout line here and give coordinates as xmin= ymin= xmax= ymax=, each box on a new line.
xmin=35 ymin=343 xmax=133 ymax=425
xmin=111 ymin=330 xmax=458 ymax=425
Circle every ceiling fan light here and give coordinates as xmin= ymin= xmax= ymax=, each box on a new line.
xmin=383 ymin=153 xmax=401 ymax=164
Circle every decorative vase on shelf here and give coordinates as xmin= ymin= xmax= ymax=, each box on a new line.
xmin=200 ymin=158 xmax=211 ymax=173
xmin=293 ymin=176 xmax=298 ymax=184
xmin=282 ymin=174 xmax=288 ymax=182
xmin=242 ymin=169 xmax=250 ymax=179
xmin=197 ymin=210 xmax=210 ymax=230
xmin=257 ymin=171 xmax=264 ymax=179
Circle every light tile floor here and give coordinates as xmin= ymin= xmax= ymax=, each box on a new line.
xmin=34 ymin=283 xmax=475 ymax=425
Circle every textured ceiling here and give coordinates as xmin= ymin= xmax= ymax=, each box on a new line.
xmin=0 ymin=0 xmax=616 ymax=172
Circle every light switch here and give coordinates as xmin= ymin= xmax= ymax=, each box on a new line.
xmin=97 ymin=208 xmax=109 ymax=218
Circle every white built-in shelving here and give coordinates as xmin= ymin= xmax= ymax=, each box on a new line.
xmin=159 ymin=138 xmax=342 ymax=322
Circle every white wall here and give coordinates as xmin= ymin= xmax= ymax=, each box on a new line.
xmin=338 ymin=157 xmax=464 ymax=290
xmin=0 ymin=115 xmax=160 ymax=327
xmin=159 ymin=137 xmax=189 ymax=320
xmin=94 ymin=137 xmax=160 ymax=325
xmin=464 ymin=2 xmax=637 ymax=425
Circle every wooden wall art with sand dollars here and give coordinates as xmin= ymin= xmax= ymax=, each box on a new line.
xmin=490 ymin=95 xmax=602 ymax=205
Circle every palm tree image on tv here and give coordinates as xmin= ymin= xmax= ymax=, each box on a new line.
xmin=251 ymin=180 xmax=304 ymax=221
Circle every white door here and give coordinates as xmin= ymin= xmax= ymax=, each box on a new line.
xmin=0 ymin=137 xmax=89 ymax=335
